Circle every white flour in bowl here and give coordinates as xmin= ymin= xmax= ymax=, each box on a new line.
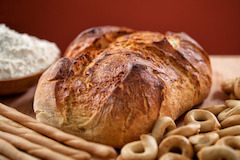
xmin=0 ymin=24 xmax=60 ymax=79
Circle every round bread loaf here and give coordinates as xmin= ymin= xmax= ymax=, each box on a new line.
xmin=34 ymin=26 xmax=212 ymax=148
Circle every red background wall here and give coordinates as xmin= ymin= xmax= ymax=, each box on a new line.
xmin=0 ymin=0 xmax=240 ymax=55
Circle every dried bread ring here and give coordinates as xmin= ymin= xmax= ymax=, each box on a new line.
xmin=220 ymin=115 xmax=240 ymax=128
xmin=189 ymin=132 xmax=219 ymax=152
xmin=215 ymin=125 xmax=240 ymax=137
xmin=121 ymin=134 xmax=158 ymax=160
xmin=165 ymin=123 xmax=200 ymax=137
xmin=234 ymin=77 xmax=240 ymax=99
xmin=151 ymin=116 xmax=176 ymax=144
xmin=216 ymin=136 xmax=240 ymax=157
xmin=215 ymin=136 xmax=240 ymax=156
xmin=217 ymin=106 xmax=240 ymax=122
xmin=158 ymin=153 xmax=190 ymax=160
xmin=197 ymin=145 xmax=239 ymax=160
xmin=222 ymin=78 xmax=235 ymax=93
xmin=225 ymin=100 xmax=240 ymax=108
xmin=202 ymin=104 xmax=227 ymax=116
xmin=218 ymin=108 xmax=231 ymax=121
xmin=158 ymin=135 xmax=193 ymax=159
xmin=184 ymin=109 xmax=221 ymax=132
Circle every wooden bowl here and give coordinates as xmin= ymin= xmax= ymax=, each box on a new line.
xmin=0 ymin=71 xmax=44 ymax=96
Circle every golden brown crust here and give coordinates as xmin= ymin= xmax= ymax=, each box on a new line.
xmin=34 ymin=26 xmax=212 ymax=148
xmin=64 ymin=26 xmax=134 ymax=58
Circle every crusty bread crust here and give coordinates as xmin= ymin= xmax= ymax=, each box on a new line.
xmin=34 ymin=26 xmax=212 ymax=148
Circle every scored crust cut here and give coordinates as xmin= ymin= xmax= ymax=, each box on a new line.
xmin=34 ymin=26 xmax=212 ymax=148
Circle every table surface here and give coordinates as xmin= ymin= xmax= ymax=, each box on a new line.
xmin=0 ymin=55 xmax=240 ymax=122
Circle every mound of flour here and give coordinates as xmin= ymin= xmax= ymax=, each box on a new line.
xmin=0 ymin=24 xmax=60 ymax=79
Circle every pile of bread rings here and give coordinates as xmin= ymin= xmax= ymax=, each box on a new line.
xmin=117 ymin=77 xmax=240 ymax=160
